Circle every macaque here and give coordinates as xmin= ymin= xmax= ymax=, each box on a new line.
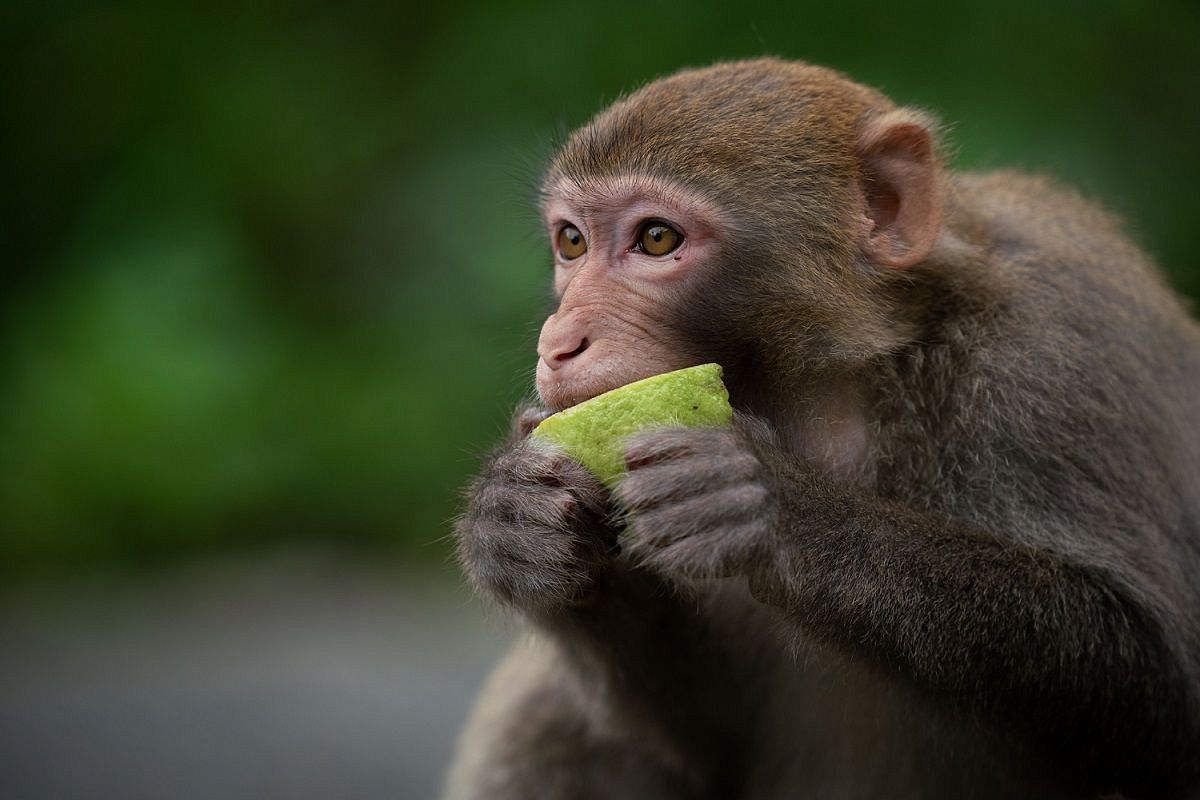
xmin=446 ymin=58 xmax=1200 ymax=799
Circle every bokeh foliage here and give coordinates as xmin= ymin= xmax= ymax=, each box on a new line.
xmin=2 ymin=1 xmax=1197 ymax=574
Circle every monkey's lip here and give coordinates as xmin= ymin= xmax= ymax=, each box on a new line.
xmin=535 ymin=354 xmax=686 ymax=411
xmin=537 ymin=370 xmax=625 ymax=412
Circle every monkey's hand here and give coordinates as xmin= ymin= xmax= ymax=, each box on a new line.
xmin=455 ymin=406 xmax=618 ymax=614
xmin=617 ymin=417 xmax=781 ymax=582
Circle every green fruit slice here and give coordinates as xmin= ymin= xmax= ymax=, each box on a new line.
xmin=532 ymin=363 xmax=732 ymax=487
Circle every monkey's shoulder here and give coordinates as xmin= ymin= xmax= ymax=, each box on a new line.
xmin=946 ymin=169 xmax=1196 ymax=345
xmin=952 ymin=169 xmax=1124 ymax=238
xmin=951 ymin=170 xmax=1152 ymax=278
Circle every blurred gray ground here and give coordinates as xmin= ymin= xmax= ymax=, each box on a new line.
xmin=0 ymin=551 xmax=511 ymax=800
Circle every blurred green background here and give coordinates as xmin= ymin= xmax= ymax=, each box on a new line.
xmin=3 ymin=0 xmax=1198 ymax=577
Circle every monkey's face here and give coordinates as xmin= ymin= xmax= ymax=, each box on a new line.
xmin=535 ymin=174 xmax=729 ymax=410
xmin=535 ymin=60 xmax=945 ymax=410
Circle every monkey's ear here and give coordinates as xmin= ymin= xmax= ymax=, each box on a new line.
xmin=856 ymin=110 xmax=942 ymax=269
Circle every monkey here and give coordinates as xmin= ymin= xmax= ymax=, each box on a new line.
xmin=444 ymin=58 xmax=1200 ymax=799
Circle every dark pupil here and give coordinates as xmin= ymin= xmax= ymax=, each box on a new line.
xmin=567 ymin=230 xmax=580 ymax=245
xmin=649 ymin=227 xmax=665 ymax=241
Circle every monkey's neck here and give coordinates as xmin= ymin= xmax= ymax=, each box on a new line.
xmin=733 ymin=365 xmax=874 ymax=485
xmin=793 ymin=388 xmax=872 ymax=481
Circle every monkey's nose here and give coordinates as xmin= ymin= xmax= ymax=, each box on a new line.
xmin=538 ymin=335 xmax=590 ymax=370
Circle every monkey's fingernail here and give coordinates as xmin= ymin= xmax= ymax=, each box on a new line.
xmin=519 ymin=409 xmax=553 ymax=436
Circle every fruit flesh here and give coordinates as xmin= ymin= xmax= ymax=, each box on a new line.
xmin=531 ymin=363 xmax=733 ymax=487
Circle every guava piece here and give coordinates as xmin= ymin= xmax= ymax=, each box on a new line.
xmin=532 ymin=363 xmax=732 ymax=486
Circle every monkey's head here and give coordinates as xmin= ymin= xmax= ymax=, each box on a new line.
xmin=535 ymin=58 xmax=944 ymax=411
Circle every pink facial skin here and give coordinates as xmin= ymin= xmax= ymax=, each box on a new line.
xmin=536 ymin=174 xmax=729 ymax=410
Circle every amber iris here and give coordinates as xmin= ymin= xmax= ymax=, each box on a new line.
xmin=558 ymin=225 xmax=587 ymax=260
xmin=639 ymin=222 xmax=682 ymax=256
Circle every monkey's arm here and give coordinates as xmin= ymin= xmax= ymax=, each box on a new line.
xmin=617 ymin=422 xmax=1200 ymax=796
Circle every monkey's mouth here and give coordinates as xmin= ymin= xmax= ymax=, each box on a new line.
xmin=535 ymin=346 xmax=692 ymax=412
xmin=536 ymin=369 xmax=622 ymax=412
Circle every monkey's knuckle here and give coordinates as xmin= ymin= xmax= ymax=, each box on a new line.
xmin=467 ymin=480 xmax=578 ymax=543
xmin=513 ymin=441 xmax=565 ymax=477
xmin=624 ymin=428 xmax=694 ymax=466
xmin=524 ymin=445 xmax=600 ymax=493
xmin=520 ymin=487 xmax=575 ymax=530
xmin=570 ymin=481 xmax=610 ymax=517
xmin=536 ymin=447 xmax=577 ymax=474
xmin=562 ymin=467 xmax=606 ymax=501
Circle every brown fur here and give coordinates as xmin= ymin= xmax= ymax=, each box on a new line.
xmin=447 ymin=58 xmax=1200 ymax=799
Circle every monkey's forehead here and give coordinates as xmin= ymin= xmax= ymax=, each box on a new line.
xmin=543 ymin=58 xmax=887 ymax=192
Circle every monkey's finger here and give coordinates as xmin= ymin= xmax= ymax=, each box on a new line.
xmin=632 ymin=519 xmax=769 ymax=581
xmin=626 ymin=481 xmax=770 ymax=546
xmin=483 ymin=482 xmax=575 ymax=528
xmin=513 ymin=405 xmax=553 ymax=438
xmin=616 ymin=452 xmax=761 ymax=509
xmin=624 ymin=425 xmax=737 ymax=469
xmin=514 ymin=439 xmax=606 ymax=491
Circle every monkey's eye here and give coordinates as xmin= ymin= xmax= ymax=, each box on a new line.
xmin=637 ymin=221 xmax=682 ymax=257
xmin=557 ymin=225 xmax=587 ymax=260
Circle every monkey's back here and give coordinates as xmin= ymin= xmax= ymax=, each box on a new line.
xmin=893 ymin=170 xmax=1200 ymax=664
xmin=946 ymin=171 xmax=1200 ymax=531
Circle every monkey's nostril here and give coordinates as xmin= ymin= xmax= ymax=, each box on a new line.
xmin=556 ymin=337 xmax=589 ymax=363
